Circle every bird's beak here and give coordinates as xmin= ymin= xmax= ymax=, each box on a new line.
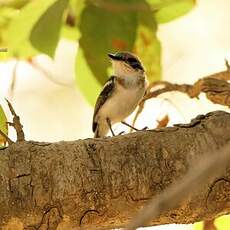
xmin=108 ymin=53 xmax=122 ymax=61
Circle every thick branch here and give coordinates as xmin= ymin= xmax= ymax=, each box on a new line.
xmin=0 ymin=111 xmax=230 ymax=229
xmin=127 ymin=135 xmax=230 ymax=229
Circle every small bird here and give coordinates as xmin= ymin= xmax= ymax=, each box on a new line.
xmin=92 ymin=51 xmax=148 ymax=138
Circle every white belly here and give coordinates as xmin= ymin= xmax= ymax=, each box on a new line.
xmin=98 ymin=84 xmax=145 ymax=123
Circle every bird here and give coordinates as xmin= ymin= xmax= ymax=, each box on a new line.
xmin=92 ymin=51 xmax=148 ymax=138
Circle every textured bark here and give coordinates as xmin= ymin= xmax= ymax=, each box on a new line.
xmin=0 ymin=111 xmax=230 ymax=230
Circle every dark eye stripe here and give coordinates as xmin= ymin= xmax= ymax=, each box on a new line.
xmin=115 ymin=53 xmax=125 ymax=60
xmin=127 ymin=57 xmax=137 ymax=62
xmin=130 ymin=62 xmax=143 ymax=70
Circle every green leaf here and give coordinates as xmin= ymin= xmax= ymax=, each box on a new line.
xmin=0 ymin=7 xmax=17 ymax=27
xmin=0 ymin=0 xmax=30 ymax=9
xmin=135 ymin=6 xmax=161 ymax=82
xmin=69 ymin=0 xmax=85 ymax=23
xmin=78 ymin=2 xmax=138 ymax=85
xmin=30 ymin=0 xmax=69 ymax=57
xmin=194 ymin=216 xmax=230 ymax=230
xmin=146 ymin=0 xmax=162 ymax=6
xmin=61 ymin=24 xmax=81 ymax=41
xmin=148 ymin=0 xmax=196 ymax=24
xmin=75 ymin=48 xmax=101 ymax=105
xmin=76 ymin=0 xmax=163 ymax=104
xmin=5 ymin=0 xmax=68 ymax=58
xmin=0 ymin=8 xmax=15 ymax=60
xmin=0 ymin=105 xmax=8 ymax=146
xmin=0 ymin=7 xmax=18 ymax=55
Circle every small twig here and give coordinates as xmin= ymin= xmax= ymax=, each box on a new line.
xmin=203 ymin=219 xmax=217 ymax=230
xmin=5 ymin=98 xmax=25 ymax=142
xmin=145 ymin=81 xmax=192 ymax=100
xmin=29 ymin=58 xmax=73 ymax=87
xmin=225 ymin=59 xmax=230 ymax=72
xmin=132 ymin=100 xmax=146 ymax=128
xmin=132 ymin=60 xmax=230 ymax=126
xmin=0 ymin=48 xmax=7 ymax=52
xmin=131 ymin=81 xmax=187 ymax=127
xmin=8 ymin=59 xmax=19 ymax=99
xmin=126 ymin=142 xmax=230 ymax=230
xmin=0 ymin=129 xmax=13 ymax=145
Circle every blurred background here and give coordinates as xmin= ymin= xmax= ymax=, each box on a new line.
xmin=0 ymin=0 xmax=230 ymax=229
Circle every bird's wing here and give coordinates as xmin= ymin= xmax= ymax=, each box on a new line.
xmin=92 ymin=76 xmax=116 ymax=132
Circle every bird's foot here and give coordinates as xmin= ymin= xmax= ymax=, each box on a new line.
xmin=118 ymin=131 xmax=125 ymax=135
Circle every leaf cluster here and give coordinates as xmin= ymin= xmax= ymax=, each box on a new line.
xmin=0 ymin=0 xmax=195 ymax=106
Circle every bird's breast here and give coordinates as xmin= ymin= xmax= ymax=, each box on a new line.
xmin=99 ymin=82 xmax=146 ymax=123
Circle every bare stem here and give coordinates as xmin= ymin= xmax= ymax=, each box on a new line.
xmin=5 ymin=99 xmax=25 ymax=142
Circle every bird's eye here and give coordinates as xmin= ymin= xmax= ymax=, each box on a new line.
xmin=130 ymin=62 xmax=143 ymax=70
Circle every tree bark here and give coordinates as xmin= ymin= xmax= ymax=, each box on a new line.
xmin=0 ymin=111 xmax=230 ymax=230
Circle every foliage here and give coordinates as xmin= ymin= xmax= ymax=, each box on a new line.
xmin=0 ymin=105 xmax=8 ymax=147
xmin=194 ymin=215 xmax=230 ymax=230
xmin=4 ymin=0 xmax=69 ymax=58
xmin=0 ymin=0 xmax=195 ymax=104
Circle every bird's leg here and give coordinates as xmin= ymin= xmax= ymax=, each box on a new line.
xmin=106 ymin=118 xmax=115 ymax=136
xmin=121 ymin=121 xmax=139 ymax=131
xmin=121 ymin=121 xmax=148 ymax=131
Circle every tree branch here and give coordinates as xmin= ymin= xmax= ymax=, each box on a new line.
xmin=133 ymin=61 xmax=230 ymax=126
xmin=126 ymin=133 xmax=230 ymax=229
xmin=0 ymin=111 xmax=230 ymax=229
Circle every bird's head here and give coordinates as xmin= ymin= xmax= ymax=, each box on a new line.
xmin=108 ymin=51 xmax=145 ymax=78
